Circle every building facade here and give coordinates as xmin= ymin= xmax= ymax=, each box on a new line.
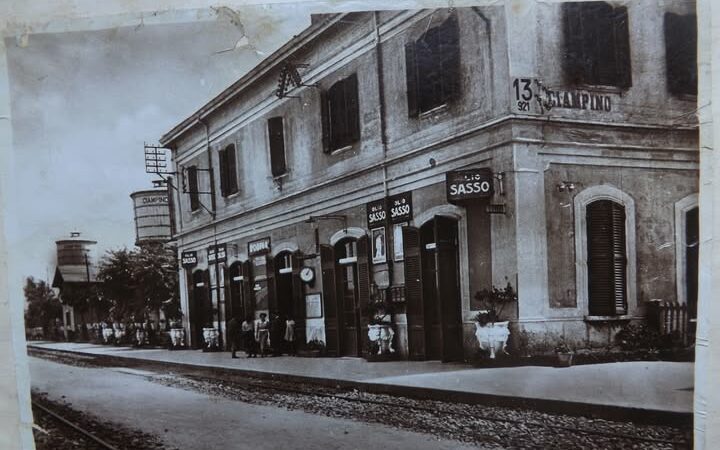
xmin=160 ymin=2 xmax=698 ymax=360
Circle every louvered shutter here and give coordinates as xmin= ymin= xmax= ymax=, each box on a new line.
xmin=203 ymin=270 xmax=212 ymax=327
xmin=345 ymin=73 xmax=360 ymax=145
xmin=291 ymin=251 xmax=305 ymax=344
xmin=268 ymin=117 xmax=286 ymax=177
xmin=224 ymin=265 xmax=232 ymax=321
xmin=612 ymin=6 xmax=632 ymax=88
xmin=242 ymin=261 xmax=254 ymax=319
xmin=403 ymin=226 xmax=426 ymax=360
xmin=320 ymin=245 xmax=339 ymax=355
xmin=665 ymin=13 xmax=697 ymax=96
xmin=587 ymin=200 xmax=627 ymax=316
xmin=356 ymin=235 xmax=371 ymax=357
xmin=562 ymin=2 xmax=585 ymax=85
xmin=218 ymin=149 xmax=227 ymax=197
xmin=187 ymin=166 xmax=200 ymax=211
xmin=439 ymin=14 xmax=461 ymax=103
xmin=405 ymin=42 xmax=419 ymax=117
xmin=226 ymin=146 xmax=238 ymax=195
xmin=266 ymin=254 xmax=277 ymax=315
xmin=320 ymin=89 xmax=331 ymax=153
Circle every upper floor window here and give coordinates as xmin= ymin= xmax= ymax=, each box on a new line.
xmin=563 ymin=2 xmax=631 ymax=88
xmin=321 ymin=73 xmax=360 ymax=153
xmin=218 ymin=144 xmax=238 ymax=197
xmin=186 ymin=165 xmax=200 ymax=212
xmin=405 ymin=14 xmax=460 ymax=117
xmin=586 ymin=200 xmax=627 ymax=316
xmin=665 ymin=13 xmax=697 ymax=96
xmin=267 ymin=117 xmax=287 ymax=177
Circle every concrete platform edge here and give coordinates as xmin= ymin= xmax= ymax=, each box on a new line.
xmin=28 ymin=345 xmax=692 ymax=428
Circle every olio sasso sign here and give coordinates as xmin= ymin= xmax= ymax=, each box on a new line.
xmin=446 ymin=169 xmax=494 ymax=202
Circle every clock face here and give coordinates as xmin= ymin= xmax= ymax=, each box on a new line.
xmin=300 ymin=267 xmax=315 ymax=283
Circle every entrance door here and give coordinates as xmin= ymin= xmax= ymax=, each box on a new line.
xmin=686 ymin=207 xmax=699 ymax=320
xmin=227 ymin=263 xmax=246 ymax=321
xmin=407 ymin=216 xmax=463 ymax=362
xmin=335 ymin=239 xmax=361 ymax=357
xmin=189 ymin=270 xmax=211 ymax=349
xmin=275 ymin=252 xmax=294 ymax=319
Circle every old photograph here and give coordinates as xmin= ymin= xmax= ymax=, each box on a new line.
xmin=1 ymin=0 xmax=710 ymax=448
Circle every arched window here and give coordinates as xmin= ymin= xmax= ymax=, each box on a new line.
xmin=586 ymin=200 xmax=627 ymax=315
xmin=574 ymin=185 xmax=636 ymax=317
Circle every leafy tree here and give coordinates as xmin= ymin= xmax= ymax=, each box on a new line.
xmin=134 ymin=244 xmax=181 ymax=320
xmin=97 ymin=248 xmax=142 ymax=320
xmin=24 ymin=277 xmax=62 ymax=333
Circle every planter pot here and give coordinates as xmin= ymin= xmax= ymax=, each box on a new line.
xmin=169 ymin=328 xmax=185 ymax=349
xmin=135 ymin=329 xmax=146 ymax=347
xmin=556 ymin=352 xmax=574 ymax=367
xmin=367 ymin=324 xmax=395 ymax=356
xmin=202 ymin=327 xmax=219 ymax=352
xmin=102 ymin=328 xmax=115 ymax=344
xmin=474 ymin=321 xmax=510 ymax=359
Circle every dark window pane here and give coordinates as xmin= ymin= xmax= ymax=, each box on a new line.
xmin=219 ymin=145 xmax=238 ymax=197
xmin=268 ymin=117 xmax=287 ymax=177
xmin=587 ymin=200 xmax=627 ymax=315
xmin=187 ymin=166 xmax=199 ymax=211
xmin=665 ymin=13 xmax=697 ymax=96
xmin=324 ymin=74 xmax=361 ymax=151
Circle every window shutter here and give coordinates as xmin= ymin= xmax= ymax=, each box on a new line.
xmin=439 ymin=14 xmax=461 ymax=103
xmin=266 ymin=254 xmax=277 ymax=315
xmin=320 ymin=245 xmax=339 ymax=355
xmin=665 ymin=13 xmax=697 ymax=96
xmin=187 ymin=166 xmax=199 ymax=211
xmin=320 ymin=89 xmax=331 ymax=153
xmin=291 ymin=251 xmax=305 ymax=344
xmin=227 ymin=146 xmax=238 ymax=195
xmin=563 ymin=2 xmax=585 ymax=85
xmin=405 ymin=42 xmax=419 ymax=117
xmin=345 ymin=73 xmax=360 ymax=144
xmin=587 ymin=200 xmax=627 ymax=316
xmin=268 ymin=117 xmax=287 ymax=177
xmin=613 ymin=6 xmax=632 ymax=88
xmin=242 ymin=261 xmax=254 ymax=319
xmin=218 ymin=149 xmax=227 ymax=197
xmin=402 ymin=226 xmax=426 ymax=360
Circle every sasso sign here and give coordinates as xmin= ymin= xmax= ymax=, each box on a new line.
xmin=446 ymin=169 xmax=494 ymax=202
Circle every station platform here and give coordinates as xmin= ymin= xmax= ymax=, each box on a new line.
xmin=27 ymin=341 xmax=694 ymax=424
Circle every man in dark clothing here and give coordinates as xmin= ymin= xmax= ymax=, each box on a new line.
xmin=269 ymin=314 xmax=285 ymax=357
xmin=227 ymin=316 xmax=242 ymax=358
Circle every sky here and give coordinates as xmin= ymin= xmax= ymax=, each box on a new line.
xmin=4 ymin=5 xmax=309 ymax=286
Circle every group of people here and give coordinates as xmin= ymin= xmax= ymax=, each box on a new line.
xmin=227 ymin=313 xmax=296 ymax=359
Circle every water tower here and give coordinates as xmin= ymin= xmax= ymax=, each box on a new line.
xmin=130 ymin=189 xmax=172 ymax=246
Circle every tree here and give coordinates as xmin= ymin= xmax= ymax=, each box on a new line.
xmin=96 ymin=245 xmax=181 ymax=322
xmin=24 ymin=277 xmax=62 ymax=334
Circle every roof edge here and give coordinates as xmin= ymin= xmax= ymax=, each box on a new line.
xmin=159 ymin=12 xmax=350 ymax=148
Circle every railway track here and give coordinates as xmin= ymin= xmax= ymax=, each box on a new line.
xmin=32 ymin=400 xmax=119 ymax=450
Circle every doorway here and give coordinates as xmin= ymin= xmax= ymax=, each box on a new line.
xmin=227 ymin=262 xmax=247 ymax=321
xmin=405 ymin=215 xmax=463 ymax=362
xmin=335 ymin=239 xmax=361 ymax=357
xmin=274 ymin=252 xmax=294 ymax=319
xmin=189 ymin=270 xmax=211 ymax=349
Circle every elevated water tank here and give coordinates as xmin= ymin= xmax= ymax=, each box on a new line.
xmin=130 ymin=189 xmax=172 ymax=245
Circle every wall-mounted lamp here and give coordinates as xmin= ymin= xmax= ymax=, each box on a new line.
xmin=557 ymin=181 xmax=576 ymax=193
xmin=493 ymin=172 xmax=505 ymax=196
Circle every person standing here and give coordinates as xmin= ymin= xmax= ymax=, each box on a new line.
xmin=241 ymin=315 xmax=257 ymax=358
xmin=255 ymin=313 xmax=270 ymax=357
xmin=227 ymin=315 xmax=241 ymax=359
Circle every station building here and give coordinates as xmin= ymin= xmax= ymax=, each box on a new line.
xmin=160 ymin=2 xmax=698 ymax=360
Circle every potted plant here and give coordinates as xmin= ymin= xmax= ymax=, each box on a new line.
xmin=473 ymin=282 xmax=517 ymax=359
xmin=554 ymin=339 xmax=574 ymax=367
xmin=363 ymin=289 xmax=396 ymax=361
xmin=168 ymin=318 xmax=185 ymax=350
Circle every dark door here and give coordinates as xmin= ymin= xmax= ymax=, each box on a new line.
xmin=686 ymin=207 xmax=699 ymax=319
xmin=435 ymin=216 xmax=463 ymax=362
xmin=190 ymin=270 xmax=211 ymax=349
xmin=421 ymin=221 xmax=442 ymax=360
xmin=291 ymin=251 xmax=306 ymax=345
xmin=335 ymin=238 xmax=362 ymax=357
xmin=241 ymin=261 xmax=254 ymax=320
xmin=320 ymin=245 xmax=340 ymax=356
xmin=403 ymin=226 xmax=426 ymax=360
xmin=275 ymin=252 xmax=294 ymax=319
xmin=227 ymin=263 xmax=245 ymax=321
